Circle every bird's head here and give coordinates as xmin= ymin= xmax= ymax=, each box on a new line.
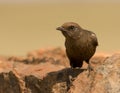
xmin=56 ymin=22 xmax=82 ymax=39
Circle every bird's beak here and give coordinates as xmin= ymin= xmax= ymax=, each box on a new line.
xmin=56 ymin=27 xmax=66 ymax=32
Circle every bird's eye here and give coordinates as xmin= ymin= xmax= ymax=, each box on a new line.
xmin=68 ymin=26 xmax=75 ymax=31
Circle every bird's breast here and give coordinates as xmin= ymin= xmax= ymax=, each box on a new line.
xmin=65 ymin=38 xmax=96 ymax=60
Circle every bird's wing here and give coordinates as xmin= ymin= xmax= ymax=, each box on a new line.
xmin=90 ymin=32 xmax=98 ymax=46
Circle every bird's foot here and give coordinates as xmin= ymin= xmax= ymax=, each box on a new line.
xmin=87 ymin=64 xmax=93 ymax=77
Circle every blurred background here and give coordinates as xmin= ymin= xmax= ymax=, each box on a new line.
xmin=0 ymin=0 xmax=120 ymax=56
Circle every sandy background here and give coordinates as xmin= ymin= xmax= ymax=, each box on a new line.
xmin=0 ymin=1 xmax=120 ymax=55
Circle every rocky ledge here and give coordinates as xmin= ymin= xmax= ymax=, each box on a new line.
xmin=0 ymin=48 xmax=119 ymax=93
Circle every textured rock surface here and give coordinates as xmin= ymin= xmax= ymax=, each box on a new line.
xmin=69 ymin=53 xmax=120 ymax=93
xmin=0 ymin=48 xmax=120 ymax=93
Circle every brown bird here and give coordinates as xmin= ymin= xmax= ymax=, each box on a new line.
xmin=56 ymin=22 xmax=98 ymax=73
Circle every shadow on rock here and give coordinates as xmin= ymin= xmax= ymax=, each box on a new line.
xmin=25 ymin=68 xmax=85 ymax=93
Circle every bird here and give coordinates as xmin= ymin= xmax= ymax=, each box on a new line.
xmin=56 ymin=22 xmax=98 ymax=74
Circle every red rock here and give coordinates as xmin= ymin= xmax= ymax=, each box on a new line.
xmin=0 ymin=48 xmax=120 ymax=93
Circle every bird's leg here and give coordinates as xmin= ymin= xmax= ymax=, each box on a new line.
xmin=87 ymin=63 xmax=93 ymax=77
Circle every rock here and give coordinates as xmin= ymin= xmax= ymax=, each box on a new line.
xmin=8 ymin=47 xmax=69 ymax=67
xmin=68 ymin=53 xmax=120 ymax=93
xmin=0 ymin=71 xmax=29 ymax=93
xmin=24 ymin=68 xmax=83 ymax=93
xmin=0 ymin=48 xmax=120 ymax=93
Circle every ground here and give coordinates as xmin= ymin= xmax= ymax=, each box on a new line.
xmin=0 ymin=47 xmax=119 ymax=93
